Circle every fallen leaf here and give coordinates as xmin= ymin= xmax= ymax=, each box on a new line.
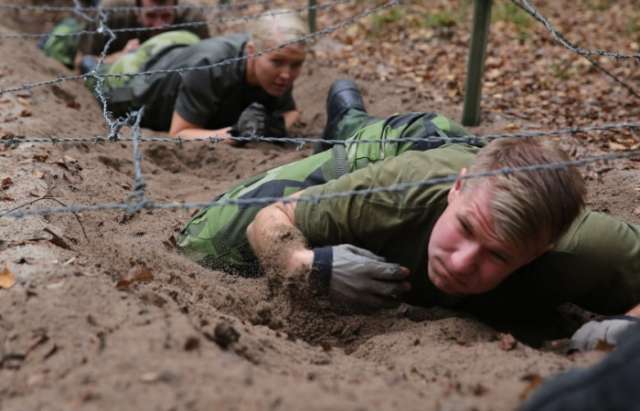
xmin=116 ymin=264 xmax=154 ymax=289
xmin=608 ymin=142 xmax=628 ymax=151
xmin=33 ymin=153 xmax=48 ymax=162
xmin=66 ymin=100 xmax=81 ymax=110
xmin=519 ymin=373 xmax=543 ymax=400
xmin=1 ymin=177 xmax=13 ymax=190
xmin=43 ymin=228 xmax=71 ymax=250
xmin=499 ymin=333 xmax=518 ymax=351
xmin=0 ymin=266 xmax=16 ymax=288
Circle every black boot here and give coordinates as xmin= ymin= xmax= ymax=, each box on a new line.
xmin=321 ymin=80 xmax=366 ymax=144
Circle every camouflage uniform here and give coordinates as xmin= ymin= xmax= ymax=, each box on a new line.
xmin=177 ymin=109 xmax=471 ymax=275
xmin=179 ymin=110 xmax=640 ymax=314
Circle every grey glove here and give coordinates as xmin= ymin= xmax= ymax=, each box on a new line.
xmin=310 ymin=244 xmax=411 ymax=309
xmin=230 ymin=102 xmax=267 ymax=138
xmin=569 ymin=316 xmax=640 ymax=352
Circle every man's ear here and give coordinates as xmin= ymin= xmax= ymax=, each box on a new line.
xmin=448 ymin=167 xmax=467 ymax=202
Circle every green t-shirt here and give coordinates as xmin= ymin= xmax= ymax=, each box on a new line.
xmin=131 ymin=33 xmax=296 ymax=131
xmin=295 ymin=143 xmax=478 ymax=307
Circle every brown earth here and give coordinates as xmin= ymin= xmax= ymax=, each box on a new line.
xmin=1 ymin=1 xmax=639 ymax=411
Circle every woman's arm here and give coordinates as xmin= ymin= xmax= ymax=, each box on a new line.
xmin=169 ymin=111 xmax=234 ymax=142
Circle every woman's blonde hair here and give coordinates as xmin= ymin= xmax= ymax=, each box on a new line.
xmin=249 ymin=9 xmax=308 ymax=50
xmin=465 ymin=138 xmax=586 ymax=248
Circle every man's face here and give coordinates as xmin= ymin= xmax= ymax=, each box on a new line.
xmin=427 ymin=170 xmax=550 ymax=296
xmin=250 ymin=42 xmax=306 ymax=97
xmin=137 ymin=0 xmax=176 ymax=29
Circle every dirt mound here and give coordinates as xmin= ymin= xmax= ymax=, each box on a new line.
xmin=1 ymin=6 xmax=638 ymax=411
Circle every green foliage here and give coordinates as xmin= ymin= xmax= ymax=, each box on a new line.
xmin=420 ymin=1 xmax=472 ymax=30
xmin=626 ymin=12 xmax=640 ymax=40
xmin=549 ymin=62 xmax=572 ymax=81
xmin=492 ymin=1 xmax=532 ymax=41
xmin=583 ymin=0 xmax=613 ymax=11
xmin=370 ymin=7 xmax=406 ymax=33
xmin=423 ymin=9 xmax=458 ymax=29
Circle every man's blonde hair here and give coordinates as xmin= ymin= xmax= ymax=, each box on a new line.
xmin=250 ymin=10 xmax=308 ymax=50
xmin=464 ymin=138 xmax=585 ymax=248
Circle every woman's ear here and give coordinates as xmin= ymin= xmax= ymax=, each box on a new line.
xmin=245 ymin=41 xmax=256 ymax=56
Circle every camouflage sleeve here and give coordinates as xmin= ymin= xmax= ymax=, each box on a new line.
xmin=294 ymin=151 xmax=448 ymax=249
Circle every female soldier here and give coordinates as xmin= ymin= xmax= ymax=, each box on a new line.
xmin=101 ymin=10 xmax=307 ymax=141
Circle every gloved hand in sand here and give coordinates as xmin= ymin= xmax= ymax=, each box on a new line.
xmin=309 ymin=244 xmax=411 ymax=309
xmin=569 ymin=316 xmax=639 ymax=351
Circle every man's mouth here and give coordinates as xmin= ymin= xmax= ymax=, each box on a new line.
xmin=430 ymin=257 xmax=467 ymax=294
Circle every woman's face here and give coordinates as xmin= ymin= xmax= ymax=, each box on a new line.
xmin=249 ymin=42 xmax=306 ymax=97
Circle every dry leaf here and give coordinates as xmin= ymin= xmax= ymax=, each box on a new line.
xmin=43 ymin=228 xmax=71 ymax=250
xmin=1 ymin=176 xmax=13 ymax=190
xmin=33 ymin=153 xmax=48 ymax=162
xmin=116 ymin=265 xmax=154 ymax=289
xmin=0 ymin=266 xmax=16 ymax=288
xmin=519 ymin=373 xmax=543 ymax=400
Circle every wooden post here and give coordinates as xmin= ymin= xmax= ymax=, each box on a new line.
xmin=462 ymin=0 xmax=493 ymax=126
xmin=308 ymin=0 xmax=317 ymax=33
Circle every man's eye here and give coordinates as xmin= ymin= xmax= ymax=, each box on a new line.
xmin=490 ymin=251 xmax=507 ymax=263
xmin=271 ymin=59 xmax=285 ymax=67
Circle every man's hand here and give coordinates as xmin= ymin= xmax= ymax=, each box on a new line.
xmin=230 ymin=103 xmax=267 ymax=138
xmin=310 ymin=244 xmax=411 ymax=309
xmin=570 ymin=317 xmax=640 ymax=352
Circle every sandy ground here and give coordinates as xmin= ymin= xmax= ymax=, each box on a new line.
xmin=1 ymin=4 xmax=639 ymax=411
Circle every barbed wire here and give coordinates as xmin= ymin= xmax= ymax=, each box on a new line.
xmin=3 ymin=121 xmax=639 ymax=148
xmin=0 ymin=0 xmax=353 ymax=40
xmin=0 ymin=0 xmax=398 ymax=96
xmin=512 ymin=0 xmax=640 ymax=62
xmin=0 ymin=0 xmax=274 ymax=14
xmin=2 ymin=147 xmax=639 ymax=220
xmin=511 ymin=0 xmax=640 ymax=99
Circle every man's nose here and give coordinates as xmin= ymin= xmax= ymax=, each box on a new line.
xmin=279 ymin=67 xmax=291 ymax=81
xmin=449 ymin=241 xmax=479 ymax=276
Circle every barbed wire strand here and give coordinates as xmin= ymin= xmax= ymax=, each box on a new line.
xmin=0 ymin=0 xmax=353 ymax=40
xmin=90 ymin=7 xmax=123 ymax=139
xmin=71 ymin=0 xmax=96 ymax=23
xmin=126 ymin=107 xmax=148 ymax=214
xmin=512 ymin=0 xmax=640 ymax=62
xmin=0 ymin=0 xmax=398 ymax=96
xmin=2 ymin=147 xmax=639 ymax=219
xmin=512 ymin=0 xmax=640 ymax=99
xmin=3 ymin=121 xmax=639 ymax=147
xmin=0 ymin=0 xmax=274 ymax=14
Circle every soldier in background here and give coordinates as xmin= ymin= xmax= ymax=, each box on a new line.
xmin=39 ymin=0 xmax=209 ymax=71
